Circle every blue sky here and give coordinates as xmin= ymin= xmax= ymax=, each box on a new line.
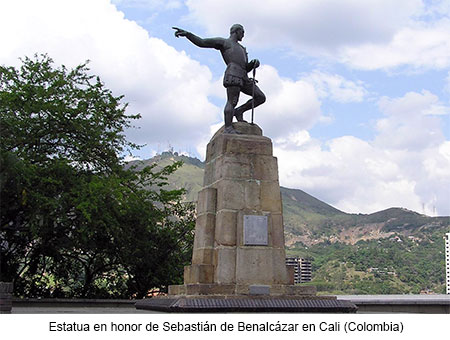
xmin=1 ymin=0 xmax=449 ymax=216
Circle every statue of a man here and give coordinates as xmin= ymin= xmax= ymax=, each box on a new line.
xmin=173 ymin=24 xmax=266 ymax=134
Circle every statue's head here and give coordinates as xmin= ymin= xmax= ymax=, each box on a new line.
xmin=230 ymin=24 xmax=244 ymax=41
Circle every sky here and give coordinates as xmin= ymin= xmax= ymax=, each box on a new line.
xmin=1 ymin=0 xmax=450 ymax=216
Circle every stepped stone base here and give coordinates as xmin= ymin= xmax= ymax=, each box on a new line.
xmin=135 ymin=295 xmax=357 ymax=313
xmin=168 ymin=283 xmax=317 ymax=296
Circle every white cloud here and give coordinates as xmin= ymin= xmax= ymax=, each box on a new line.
xmin=421 ymin=0 xmax=450 ymax=18
xmin=112 ymin=0 xmax=182 ymax=10
xmin=184 ymin=0 xmax=450 ymax=71
xmin=445 ymin=71 xmax=450 ymax=95
xmin=275 ymin=91 xmax=450 ymax=216
xmin=254 ymin=65 xmax=322 ymax=139
xmin=376 ymin=91 xmax=448 ymax=150
xmin=186 ymin=0 xmax=421 ymax=48
xmin=301 ymin=71 xmax=368 ymax=103
xmin=418 ymin=141 xmax=450 ymax=215
xmin=339 ymin=19 xmax=450 ymax=70
xmin=123 ymin=155 xmax=144 ymax=162
xmin=378 ymin=90 xmax=449 ymax=117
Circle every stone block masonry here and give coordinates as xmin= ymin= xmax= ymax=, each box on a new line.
xmin=171 ymin=122 xmax=297 ymax=295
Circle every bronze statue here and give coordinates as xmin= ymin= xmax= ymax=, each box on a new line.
xmin=173 ymin=24 xmax=265 ymax=134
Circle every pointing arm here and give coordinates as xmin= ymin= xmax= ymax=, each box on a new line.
xmin=173 ymin=27 xmax=224 ymax=49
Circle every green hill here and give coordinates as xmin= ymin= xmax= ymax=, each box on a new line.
xmin=126 ymin=151 xmax=204 ymax=202
xmin=129 ymin=151 xmax=450 ymax=294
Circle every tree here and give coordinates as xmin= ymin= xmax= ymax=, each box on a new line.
xmin=0 ymin=55 xmax=195 ymax=298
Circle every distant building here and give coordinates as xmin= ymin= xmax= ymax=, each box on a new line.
xmin=444 ymin=233 xmax=450 ymax=294
xmin=299 ymin=258 xmax=312 ymax=283
xmin=286 ymin=257 xmax=300 ymax=283
xmin=285 ymin=256 xmax=312 ymax=284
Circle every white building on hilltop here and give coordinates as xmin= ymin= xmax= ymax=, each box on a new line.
xmin=445 ymin=233 xmax=450 ymax=294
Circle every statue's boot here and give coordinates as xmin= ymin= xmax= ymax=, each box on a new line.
xmin=234 ymin=108 xmax=248 ymax=123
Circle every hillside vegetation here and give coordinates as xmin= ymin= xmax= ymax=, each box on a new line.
xmin=128 ymin=151 xmax=450 ymax=294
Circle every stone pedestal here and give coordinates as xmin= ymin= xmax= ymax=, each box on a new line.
xmin=136 ymin=123 xmax=357 ymax=313
xmin=178 ymin=122 xmax=291 ymax=294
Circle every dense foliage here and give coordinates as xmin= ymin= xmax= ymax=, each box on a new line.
xmin=0 ymin=55 xmax=195 ymax=298
xmin=289 ymin=229 xmax=446 ymax=294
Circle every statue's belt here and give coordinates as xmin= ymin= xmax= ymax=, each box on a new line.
xmin=224 ymin=63 xmax=248 ymax=78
